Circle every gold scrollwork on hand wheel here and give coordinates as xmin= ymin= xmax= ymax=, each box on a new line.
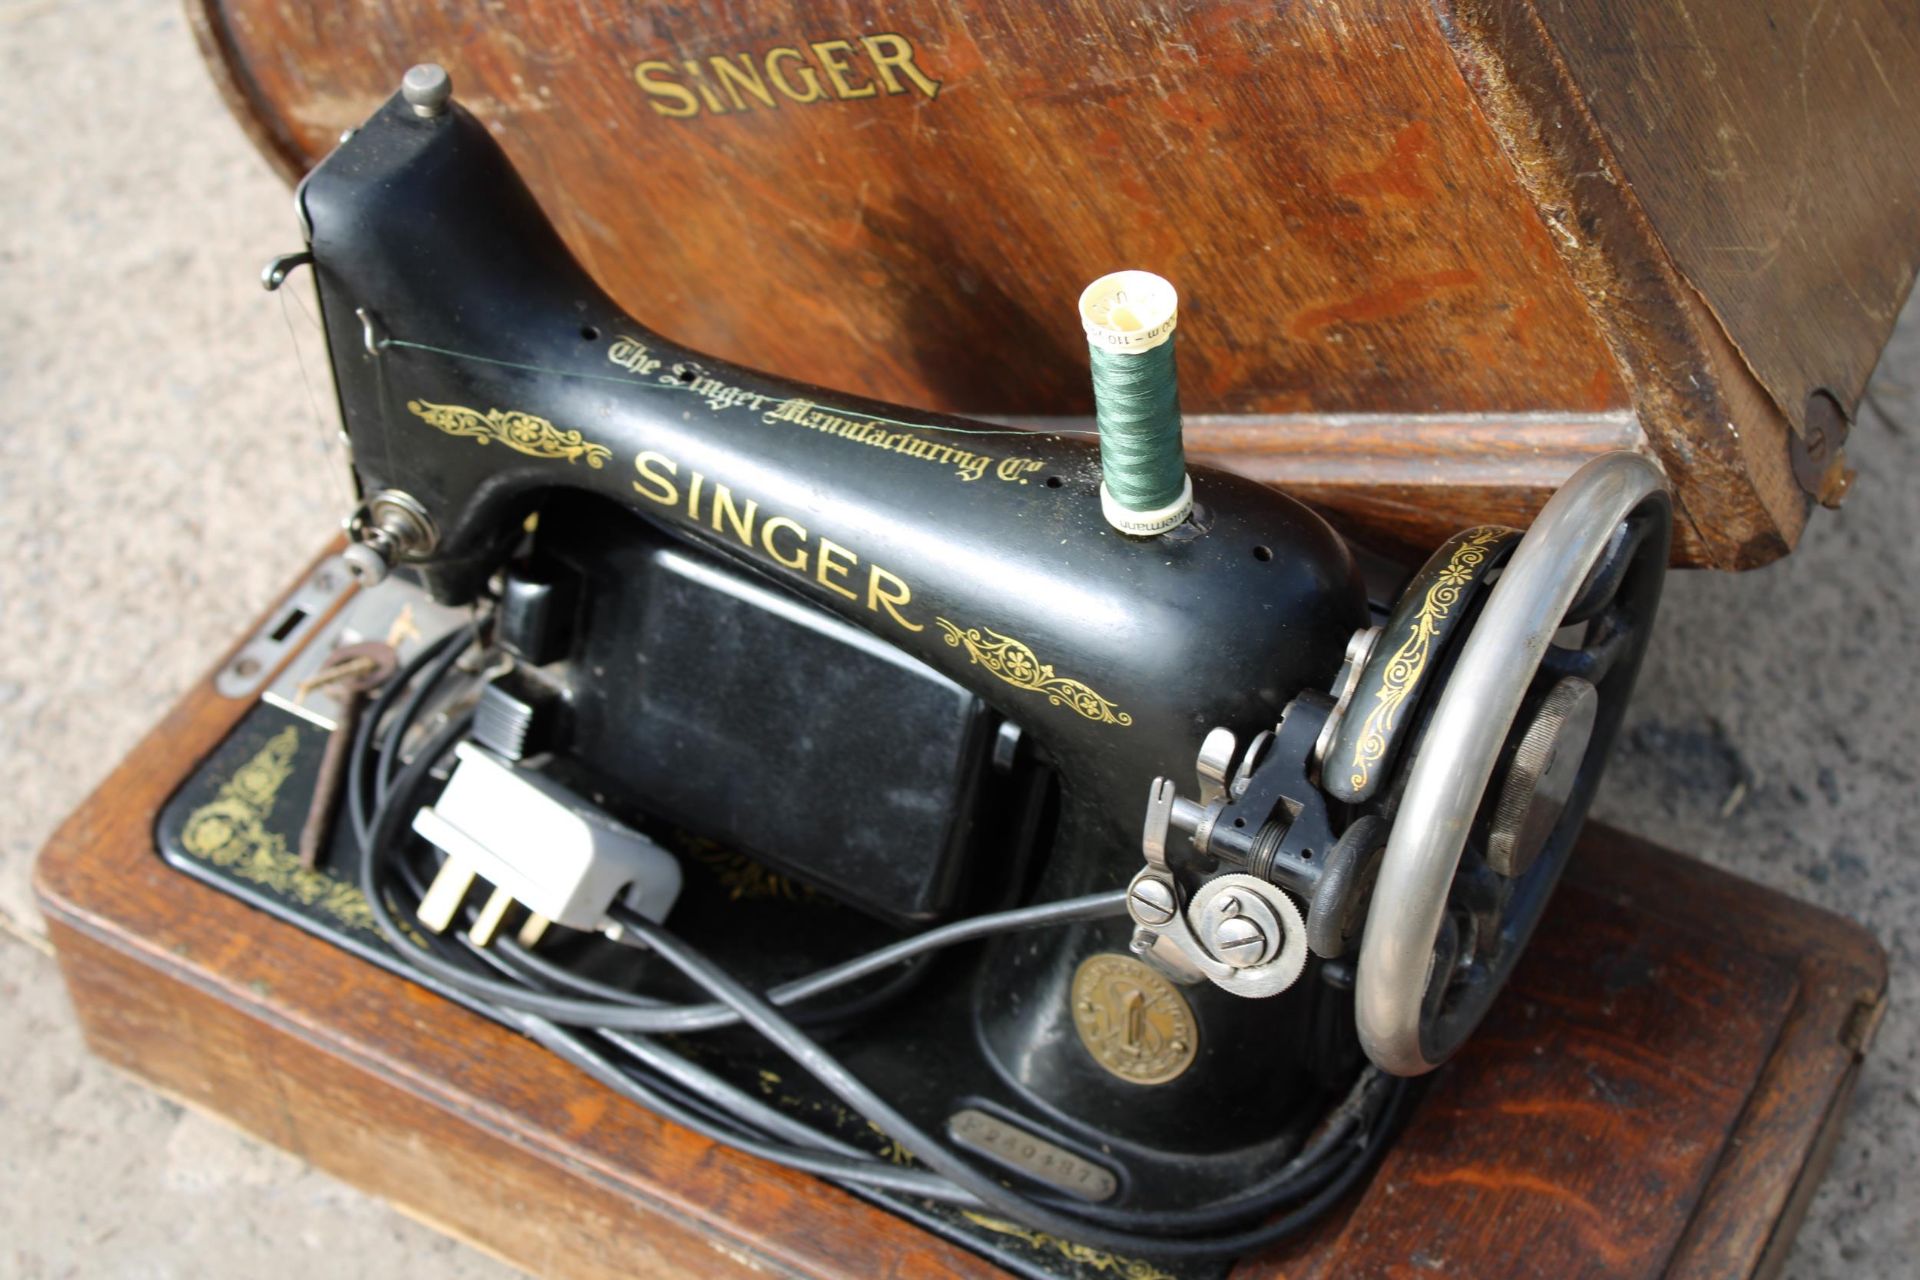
xmin=935 ymin=618 xmax=1131 ymax=727
xmin=1348 ymin=525 xmax=1510 ymax=792
xmin=407 ymin=400 xmax=612 ymax=468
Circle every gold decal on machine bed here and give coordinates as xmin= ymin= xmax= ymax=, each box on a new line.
xmin=179 ymin=728 xmax=377 ymax=932
xmin=958 ymin=1214 xmax=1176 ymax=1280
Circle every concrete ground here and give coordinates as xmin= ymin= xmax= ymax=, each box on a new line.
xmin=1 ymin=3 xmax=1912 ymax=1276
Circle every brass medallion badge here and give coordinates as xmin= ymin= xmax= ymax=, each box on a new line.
xmin=1071 ymin=954 xmax=1198 ymax=1086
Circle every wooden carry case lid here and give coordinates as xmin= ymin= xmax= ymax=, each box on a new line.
xmin=189 ymin=0 xmax=1920 ymax=568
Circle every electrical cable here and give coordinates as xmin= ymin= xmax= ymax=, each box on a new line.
xmin=448 ymin=917 xmax=818 ymax=1148
xmin=375 ymin=619 xmax=481 ymax=799
xmin=359 ymin=644 xmax=936 ymax=1028
xmin=476 ymin=935 xmax=974 ymax=1200
xmin=433 ymin=886 xmax=944 ymax=1157
xmin=356 ymin=641 xmax=1110 ymax=1031
xmin=347 ymin=635 xmax=1413 ymax=1258
xmin=361 ymin=789 xmax=982 ymax=1203
xmin=476 ymin=890 xmax=1385 ymax=1236
xmin=495 ymin=932 xmax=941 ymax=1029
xmin=348 ymin=622 xmax=474 ymax=851
xmin=607 ymin=902 xmax=1404 ymax=1259
xmin=368 ymin=802 xmax=858 ymax=1164
xmin=509 ymin=1010 xmax=980 ymax=1202
xmin=361 ymin=761 xmax=1131 ymax=1033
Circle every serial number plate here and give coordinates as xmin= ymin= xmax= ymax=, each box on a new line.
xmin=946 ymin=1108 xmax=1118 ymax=1203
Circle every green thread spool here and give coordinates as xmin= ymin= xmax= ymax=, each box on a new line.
xmin=1079 ymin=270 xmax=1193 ymax=536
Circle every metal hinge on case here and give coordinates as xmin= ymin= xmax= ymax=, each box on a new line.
xmin=1841 ymin=987 xmax=1888 ymax=1059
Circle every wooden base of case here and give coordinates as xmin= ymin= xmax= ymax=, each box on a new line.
xmin=35 ymin=549 xmax=1887 ymax=1279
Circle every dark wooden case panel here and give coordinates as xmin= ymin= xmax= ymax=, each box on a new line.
xmin=187 ymin=1 xmax=1920 ymax=569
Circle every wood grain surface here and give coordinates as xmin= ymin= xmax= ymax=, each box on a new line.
xmin=36 ymin=545 xmax=1888 ymax=1278
xmin=179 ymin=0 xmax=1920 ymax=570
xmin=191 ymin=0 xmax=1623 ymax=421
xmin=1436 ymin=0 xmax=1817 ymax=568
xmin=1531 ymin=0 xmax=1920 ymax=442
xmin=1271 ymin=868 xmax=1799 ymax=1277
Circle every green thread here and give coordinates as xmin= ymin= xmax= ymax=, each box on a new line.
xmin=378 ymin=337 xmax=1095 ymax=440
xmin=1088 ymin=335 xmax=1187 ymax=510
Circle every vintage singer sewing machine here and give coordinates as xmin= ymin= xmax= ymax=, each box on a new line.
xmin=127 ymin=66 xmax=1681 ymax=1269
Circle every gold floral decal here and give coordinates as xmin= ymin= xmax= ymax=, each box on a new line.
xmin=689 ymin=842 xmax=817 ymax=903
xmin=1348 ymin=525 xmax=1510 ymax=792
xmin=935 ymin=618 xmax=1131 ymax=727
xmin=407 ymin=399 xmax=612 ymax=468
xmin=179 ymin=727 xmax=376 ymax=932
xmin=865 ymin=1120 xmax=917 ymax=1166
xmin=959 ymin=1213 xmax=1175 ymax=1280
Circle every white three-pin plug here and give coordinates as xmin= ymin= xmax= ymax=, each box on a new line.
xmin=411 ymin=743 xmax=682 ymax=946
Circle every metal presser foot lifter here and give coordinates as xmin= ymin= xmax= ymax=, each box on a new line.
xmin=226 ymin=65 xmax=1671 ymax=1268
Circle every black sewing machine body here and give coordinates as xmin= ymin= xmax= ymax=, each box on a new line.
xmin=224 ymin=75 xmax=1669 ymax=1256
xmin=301 ymin=92 xmax=1376 ymax=1193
